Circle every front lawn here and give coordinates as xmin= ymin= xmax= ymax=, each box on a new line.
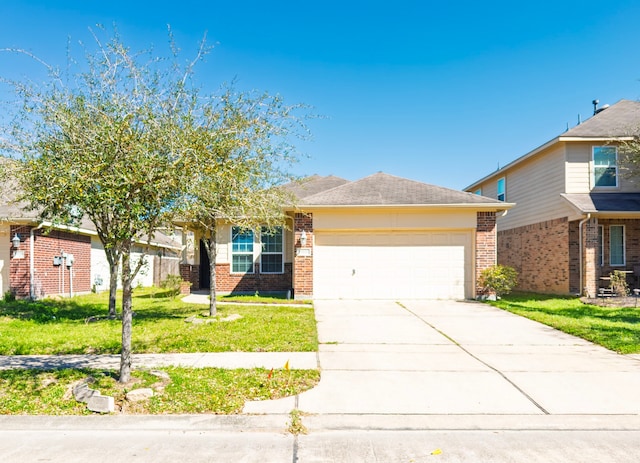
xmin=487 ymin=292 xmax=640 ymax=354
xmin=0 ymin=288 xmax=318 ymax=355
xmin=0 ymin=367 xmax=320 ymax=415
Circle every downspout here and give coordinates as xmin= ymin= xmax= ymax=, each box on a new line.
xmin=578 ymin=213 xmax=592 ymax=297
xmin=29 ymin=223 xmax=45 ymax=300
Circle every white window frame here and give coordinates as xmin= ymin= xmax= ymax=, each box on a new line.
xmin=497 ymin=177 xmax=506 ymax=201
xmin=609 ymin=225 xmax=625 ymax=267
xmin=597 ymin=225 xmax=604 ymax=266
xmin=260 ymin=226 xmax=284 ymax=274
xmin=474 ymin=188 xmax=482 ymax=195
xmin=231 ymin=227 xmax=255 ymax=274
xmin=592 ymin=146 xmax=618 ymax=188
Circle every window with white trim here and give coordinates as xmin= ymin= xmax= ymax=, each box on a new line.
xmin=497 ymin=177 xmax=505 ymax=201
xmin=474 ymin=188 xmax=482 ymax=195
xmin=597 ymin=225 xmax=604 ymax=266
xmin=609 ymin=225 xmax=625 ymax=266
xmin=260 ymin=226 xmax=284 ymax=274
xmin=231 ymin=227 xmax=254 ymax=273
xmin=593 ymin=146 xmax=618 ymax=188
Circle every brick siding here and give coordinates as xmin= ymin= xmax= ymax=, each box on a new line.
xmin=293 ymin=213 xmax=313 ymax=299
xmin=475 ymin=212 xmax=497 ymax=295
xmin=9 ymin=225 xmax=92 ymax=298
xmin=497 ymin=218 xmax=570 ymax=294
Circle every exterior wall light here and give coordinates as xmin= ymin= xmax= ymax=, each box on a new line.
xmin=300 ymin=230 xmax=307 ymax=247
xmin=11 ymin=233 xmax=21 ymax=249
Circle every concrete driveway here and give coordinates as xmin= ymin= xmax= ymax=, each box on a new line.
xmin=245 ymin=299 xmax=640 ymax=418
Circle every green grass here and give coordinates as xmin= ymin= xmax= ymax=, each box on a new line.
xmin=0 ymin=367 xmax=320 ymax=415
xmin=0 ymin=288 xmax=318 ymax=355
xmin=487 ymin=292 xmax=640 ymax=354
xmin=217 ymin=293 xmax=311 ymax=305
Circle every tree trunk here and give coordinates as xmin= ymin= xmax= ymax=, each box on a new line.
xmin=205 ymin=224 xmax=218 ymax=316
xmin=108 ymin=261 xmax=119 ymax=318
xmin=119 ymin=250 xmax=133 ymax=384
xmin=104 ymin=247 xmax=120 ymax=318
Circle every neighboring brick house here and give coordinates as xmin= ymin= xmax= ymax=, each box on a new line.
xmin=465 ymin=99 xmax=640 ymax=297
xmin=1 ymin=193 xmax=181 ymax=299
xmin=180 ymin=172 xmax=512 ymax=300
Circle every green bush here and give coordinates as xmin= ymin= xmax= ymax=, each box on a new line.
xmin=478 ymin=265 xmax=518 ymax=298
xmin=160 ymin=274 xmax=185 ymax=297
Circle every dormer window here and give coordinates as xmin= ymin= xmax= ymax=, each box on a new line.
xmin=593 ymin=146 xmax=618 ymax=188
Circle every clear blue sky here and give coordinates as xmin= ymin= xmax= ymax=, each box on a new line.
xmin=2 ymin=0 xmax=640 ymax=190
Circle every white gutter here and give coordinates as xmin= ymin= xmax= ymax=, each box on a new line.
xmin=578 ymin=213 xmax=592 ymax=297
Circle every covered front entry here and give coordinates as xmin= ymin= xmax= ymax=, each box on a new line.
xmin=313 ymin=230 xmax=473 ymax=299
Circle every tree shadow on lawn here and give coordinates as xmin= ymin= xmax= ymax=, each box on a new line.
xmin=0 ymin=294 xmax=204 ymax=324
xmin=0 ymin=298 xmax=104 ymax=323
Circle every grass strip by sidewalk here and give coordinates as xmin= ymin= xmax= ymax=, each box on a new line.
xmin=0 ymin=288 xmax=318 ymax=355
xmin=0 ymin=367 xmax=320 ymax=415
xmin=487 ymin=292 xmax=640 ymax=354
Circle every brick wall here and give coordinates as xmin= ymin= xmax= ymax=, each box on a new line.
xmin=475 ymin=212 xmax=497 ymax=295
xmin=293 ymin=213 xmax=313 ymax=299
xmin=9 ymin=225 xmax=92 ymax=298
xmin=180 ymin=264 xmax=200 ymax=291
xmin=215 ymin=262 xmax=292 ymax=294
xmin=497 ymin=217 xmax=570 ymax=294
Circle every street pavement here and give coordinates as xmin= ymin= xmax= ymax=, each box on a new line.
xmin=3 ymin=298 xmax=640 ymax=461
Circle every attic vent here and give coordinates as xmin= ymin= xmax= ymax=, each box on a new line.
xmin=592 ymin=99 xmax=610 ymax=115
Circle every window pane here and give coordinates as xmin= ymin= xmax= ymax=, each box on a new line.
xmin=497 ymin=178 xmax=505 ymax=201
xmin=261 ymin=254 xmax=283 ymax=273
xmin=232 ymin=228 xmax=253 ymax=253
xmin=610 ymin=225 xmax=625 ymax=266
xmin=261 ymin=227 xmax=283 ymax=253
xmin=232 ymin=255 xmax=253 ymax=273
xmin=594 ymin=167 xmax=617 ymax=187
xmin=593 ymin=147 xmax=617 ymax=187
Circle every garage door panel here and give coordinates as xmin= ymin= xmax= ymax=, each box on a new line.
xmin=314 ymin=232 xmax=471 ymax=300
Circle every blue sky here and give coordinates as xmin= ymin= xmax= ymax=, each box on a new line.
xmin=2 ymin=1 xmax=640 ymax=190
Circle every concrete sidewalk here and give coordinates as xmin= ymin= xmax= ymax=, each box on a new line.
xmin=244 ymin=299 xmax=640 ymax=421
xmin=0 ymin=352 xmax=318 ymax=370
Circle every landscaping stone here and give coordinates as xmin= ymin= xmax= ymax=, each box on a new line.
xmin=126 ymin=388 xmax=154 ymax=402
xmin=73 ymin=380 xmax=98 ymax=403
xmin=87 ymin=394 xmax=115 ymax=413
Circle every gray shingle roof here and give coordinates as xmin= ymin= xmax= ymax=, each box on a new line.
xmin=300 ymin=172 xmax=505 ymax=206
xmin=283 ymin=175 xmax=350 ymax=200
xmin=562 ymin=99 xmax=640 ymax=138
xmin=562 ymin=193 xmax=640 ymax=213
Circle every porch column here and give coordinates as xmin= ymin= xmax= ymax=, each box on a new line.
xmin=293 ymin=212 xmax=313 ymax=300
xmin=583 ymin=218 xmax=599 ymax=298
xmin=475 ymin=212 xmax=497 ymax=296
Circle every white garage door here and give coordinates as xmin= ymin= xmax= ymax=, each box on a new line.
xmin=313 ymin=231 xmax=472 ymax=300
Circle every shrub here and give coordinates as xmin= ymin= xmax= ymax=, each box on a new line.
xmin=609 ymin=270 xmax=629 ymax=296
xmin=478 ymin=265 xmax=518 ymax=298
xmin=160 ymin=274 xmax=185 ymax=297
xmin=3 ymin=291 xmax=15 ymax=303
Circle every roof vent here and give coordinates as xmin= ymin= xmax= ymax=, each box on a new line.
xmin=592 ymin=99 xmax=610 ymax=115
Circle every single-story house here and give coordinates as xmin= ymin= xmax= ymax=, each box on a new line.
xmin=179 ymin=172 xmax=513 ymax=300
xmin=464 ymin=99 xmax=640 ymax=297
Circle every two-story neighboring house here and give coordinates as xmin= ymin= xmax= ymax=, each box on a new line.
xmin=465 ymin=99 xmax=640 ymax=297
